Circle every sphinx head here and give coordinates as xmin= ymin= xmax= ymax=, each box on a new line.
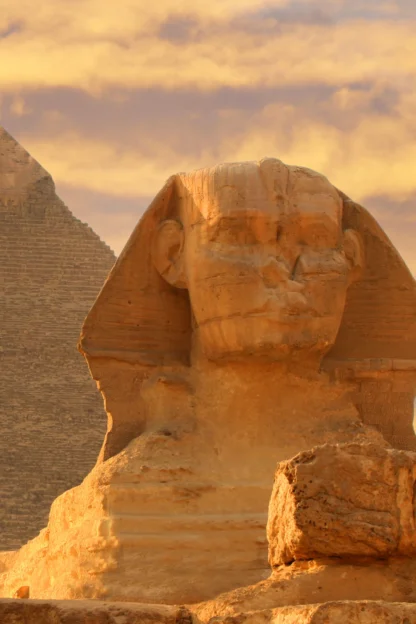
xmin=152 ymin=159 xmax=362 ymax=363
xmin=80 ymin=156 xmax=416 ymax=370
xmin=79 ymin=157 xmax=416 ymax=461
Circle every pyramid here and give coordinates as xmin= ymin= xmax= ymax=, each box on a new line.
xmin=0 ymin=127 xmax=116 ymax=549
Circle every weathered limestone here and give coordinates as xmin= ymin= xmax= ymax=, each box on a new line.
xmin=268 ymin=443 xmax=416 ymax=565
xmin=195 ymin=444 xmax=416 ymax=622
xmin=0 ymin=127 xmax=115 ymax=549
xmin=1 ymin=599 xmax=416 ymax=624
xmin=2 ymin=598 xmax=415 ymax=624
xmin=1 ymin=158 xmax=415 ymax=605
xmin=205 ymin=602 xmax=416 ymax=624
xmin=194 ymin=558 xmax=416 ymax=621
xmin=80 ymin=159 xmax=416 ymax=460
xmin=0 ymin=598 xmax=191 ymax=624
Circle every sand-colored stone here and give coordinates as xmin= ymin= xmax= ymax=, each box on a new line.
xmin=204 ymin=601 xmax=416 ymax=624
xmin=0 ymin=127 xmax=115 ymax=549
xmin=268 ymin=443 xmax=416 ymax=566
xmin=0 ymin=598 xmax=191 ymax=624
xmin=2 ymin=599 xmax=416 ymax=624
xmin=193 ymin=558 xmax=416 ymax=621
xmin=195 ymin=444 xmax=416 ymax=621
xmin=14 ymin=585 xmax=30 ymax=599
xmin=2 ymin=158 xmax=415 ymax=604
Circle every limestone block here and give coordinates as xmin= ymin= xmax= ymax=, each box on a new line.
xmin=0 ymin=599 xmax=191 ymax=624
xmin=193 ymin=558 xmax=416 ymax=621
xmin=208 ymin=601 xmax=416 ymax=624
xmin=268 ymin=443 xmax=416 ymax=566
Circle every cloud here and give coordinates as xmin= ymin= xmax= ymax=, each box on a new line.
xmin=228 ymin=89 xmax=416 ymax=202
xmin=9 ymin=95 xmax=31 ymax=116
xmin=364 ymin=193 xmax=416 ymax=275
xmin=1 ymin=0 xmax=414 ymax=271
xmin=12 ymin=85 xmax=413 ymax=271
xmin=7 ymin=81 xmax=414 ymax=206
xmin=0 ymin=1 xmax=415 ymax=93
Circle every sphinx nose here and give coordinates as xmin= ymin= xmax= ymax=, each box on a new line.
xmin=261 ymin=257 xmax=304 ymax=290
xmin=261 ymin=257 xmax=290 ymax=286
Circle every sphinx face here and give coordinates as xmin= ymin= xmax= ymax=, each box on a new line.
xmin=180 ymin=161 xmax=351 ymax=363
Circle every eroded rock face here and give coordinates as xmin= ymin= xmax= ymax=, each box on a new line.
xmin=193 ymin=444 xmax=416 ymax=622
xmin=268 ymin=443 xmax=416 ymax=566
xmin=193 ymin=554 xmax=416 ymax=621
xmin=2 ymin=158 xmax=416 ymax=605
xmin=204 ymin=601 xmax=416 ymax=624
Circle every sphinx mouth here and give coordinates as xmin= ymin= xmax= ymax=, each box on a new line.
xmin=198 ymin=297 xmax=321 ymax=327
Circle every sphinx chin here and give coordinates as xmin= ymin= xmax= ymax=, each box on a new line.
xmin=195 ymin=313 xmax=339 ymax=365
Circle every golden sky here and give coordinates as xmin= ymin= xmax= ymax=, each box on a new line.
xmin=1 ymin=0 xmax=415 ymax=272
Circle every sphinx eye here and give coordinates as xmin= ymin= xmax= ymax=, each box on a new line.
xmin=276 ymin=224 xmax=283 ymax=242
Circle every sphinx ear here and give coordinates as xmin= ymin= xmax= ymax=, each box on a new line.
xmin=152 ymin=219 xmax=187 ymax=289
xmin=343 ymin=228 xmax=364 ymax=285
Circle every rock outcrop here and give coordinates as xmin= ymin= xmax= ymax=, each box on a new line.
xmin=0 ymin=127 xmax=115 ymax=549
xmin=204 ymin=601 xmax=416 ymax=624
xmin=0 ymin=598 xmax=191 ymax=624
xmin=268 ymin=443 xmax=416 ymax=565
xmin=195 ymin=444 xmax=416 ymax=621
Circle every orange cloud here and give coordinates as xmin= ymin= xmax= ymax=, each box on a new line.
xmin=9 ymin=95 xmax=31 ymax=116
xmin=1 ymin=4 xmax=415 ymax=92
xmin=2 ymin=1 xmax=414 ymax=269
xmin=18 ymin=82 xmax=416 ymax=206
xmin=231 ymin=100 xmax=416 ymax=202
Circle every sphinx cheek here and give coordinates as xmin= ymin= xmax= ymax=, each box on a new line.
xmin=295 ymin=251 xmax=350 ymax=329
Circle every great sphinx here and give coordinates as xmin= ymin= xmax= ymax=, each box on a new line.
xmin=1 ymin=158 xmax=415 ymax=605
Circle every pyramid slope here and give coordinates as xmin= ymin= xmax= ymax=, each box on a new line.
xmin=0 ymin=128 xmax=116 ymax=549
xmin=0 ymin=126 xmax=51 ymax=194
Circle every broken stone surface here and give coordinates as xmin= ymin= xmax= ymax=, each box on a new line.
xmin=2 ymin=158 xmax=416 ymax=604
xmin=193 ymin=558 xmax=416 ymax=621
xmin=204 ymin=601 xmax=416 ymax=624
xmin=267 ymin=443 xmax=416 ymax=566
xmin=0 ymin=598 xmax=190 ymax=624
xmin=0 ymin=126 xmax=115 ymax=550
xmin=0 ymin=426 xmax=387 ymax=604
xmin=2 ymin=599 xmax=416 ymax=624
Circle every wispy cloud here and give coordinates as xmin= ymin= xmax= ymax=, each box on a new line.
xmin=4 ymin=82 xmax=414 ymax=202
xmin=1 ymin=1 xmax=415 ymax=92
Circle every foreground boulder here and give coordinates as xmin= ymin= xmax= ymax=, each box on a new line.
xmin=268 ymin=443 xmax=416 ymax=566
xmin=193 ymin=443 xmax=416 ymax=622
